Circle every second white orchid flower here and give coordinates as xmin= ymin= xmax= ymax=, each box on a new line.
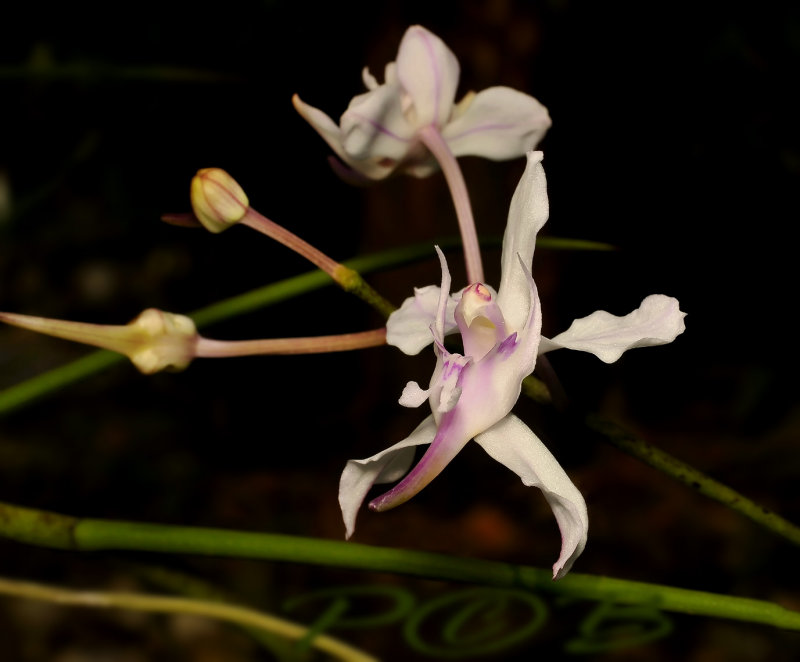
xmin=294 ymin=24 xmax=552 ymax=284
xmin=339 ymin=152 xmax=686 ymax=580
xmin=293 ymin=25 xmax=551 ymax=181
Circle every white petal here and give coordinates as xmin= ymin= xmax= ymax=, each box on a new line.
xmin=292 ymin=94 xmax=395 ymax=180
xmin=396 ymin=25 xmax=459 ymax=127
xmin=341 ymin=83 xmax=415 ymax=162
xmin=399 ymin=381 xmax=429 ymax=408
xmin=386 ymin=285 xmax=459 ymax=355
xmin=442 ymin=87 xmax=552 ymax=160
xmin=543 ymin=294 xmax=686 ymax=363
xmin=496 ymin=151 xmax=549 ymax=332
xmin=338 ymin=415 xmax=436 ymax=538
xmin=292 ymin=94 xmax=348 ymax=161
xmin=474 ymin=414 xmax=588 ymax=580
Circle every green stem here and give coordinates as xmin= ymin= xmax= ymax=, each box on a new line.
xmin=586 ymin=416 xmax=800 ymax=546
xmin=240 ymin=208 xmax=395 ymax=317
xmin=331 ymin=265 xmax=396 ymax=319
xmin=130 ymin=564 xmax=303 ymax=660
xmin=0 ymin=501 xmax=797 ymax=631
xmin=0 ymin=574 xmax=375 ymax=662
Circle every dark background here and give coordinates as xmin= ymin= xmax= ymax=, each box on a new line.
xmin=0 ymin=1 xmax=798 ymax=659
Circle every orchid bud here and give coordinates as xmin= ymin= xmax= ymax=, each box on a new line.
xmin=0 ymin=308 xmax=198 ymax=375
xmin=190 ymin=168 xmax=249 ymax=233
xmin=126 ymin=309 xmax=198 ymax=374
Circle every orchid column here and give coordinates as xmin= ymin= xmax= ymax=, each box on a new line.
xmin=293 ymin=25 xmax=552 ymax=284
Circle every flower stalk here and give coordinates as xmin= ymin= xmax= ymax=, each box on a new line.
xmin=191 ymin=168 xmax=396 ymax=318
xmin=194 ymin=328 xmax=386 ymax=357
xmin=240 ymin=206 xmax=341 ymax=277
xmin=241 ymin=207 xmax=395 ymax=319
xmin=417 ymin=124 xmax=483 ymax=283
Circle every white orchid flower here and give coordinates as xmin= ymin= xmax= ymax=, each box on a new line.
xmin=295 ymin=24 xmax=550 ymax=284
xmin=293 ymin=25 xmax=551 ymax=181
xmin=339 ymin=152 xmax=686 ymax=580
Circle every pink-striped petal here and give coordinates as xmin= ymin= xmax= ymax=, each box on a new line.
xmin=396 ymin=25 xmax=459 ymax=128
xmin=443 ymin=87 xmax=551 ymax=160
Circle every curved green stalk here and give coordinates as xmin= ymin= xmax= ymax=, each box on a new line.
xmin=586 ymin=416 xmax=800 ymax=546
xmin=0 ymin=501 xmax=796 ymax=631
xmin=130 ymin=564 xmax=303 ymax=660
xmin=517 ymin=380 xmax=800 ymax=551
xmin=0 ymin=575 xmax=375 ymax=662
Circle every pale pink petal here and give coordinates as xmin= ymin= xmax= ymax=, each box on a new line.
xmin=293 ymin=94 xmax=395 ymax=180
xmin=442 ymin=87 xmax=552 ymax=160
xmin=396 ymin=25 xmax=459 ymax=127
xmin=339 ymin=415 xmax=436 ymax=538
xmin=474 ymin=414 xmax=588 ymax=579
xmin=292 ymin=94 xmax=348 ymax=162
xmin=368 ymin=406 xmax=471 ymax=513
xmin=542 ymin=294 xmax=686 ymax=363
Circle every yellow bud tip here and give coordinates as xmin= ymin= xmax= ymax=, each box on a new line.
xmin=190 ymin=168 xmax=249 ymax=233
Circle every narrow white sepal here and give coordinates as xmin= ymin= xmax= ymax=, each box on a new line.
xmin=474 ymin=414 xmax=588 ymax=580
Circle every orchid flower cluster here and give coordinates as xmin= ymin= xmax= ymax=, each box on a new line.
xmin=0 ymin=26 xmax=685 ymax=579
